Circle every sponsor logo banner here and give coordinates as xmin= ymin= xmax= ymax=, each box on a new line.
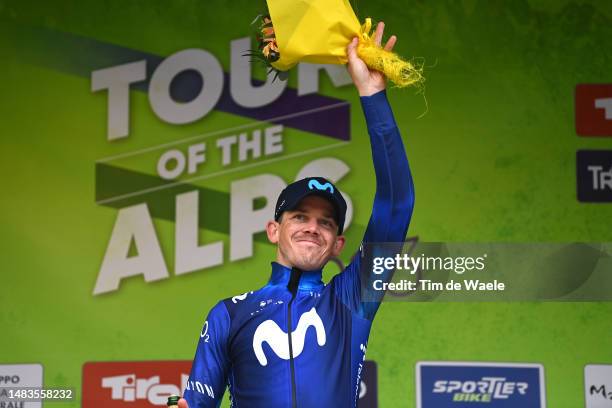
xmin=82 ymin=360 xmax=191 ymax=407
xmin=359 ymin=360 xmax=378 ymax=408
xmin=416 ymin=361 xmax=546 ymax=407
xmin=585 ymin=364 xmax=612 ymax=408
xmin=576 ymin=84 xmax=612 ymax=136
xmin=0 ymin=363 xmax=43 ymax=408
xmin=577 ymin=150 xmax=612 ymax=202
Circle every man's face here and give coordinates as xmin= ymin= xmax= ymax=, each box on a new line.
xmin=266 ymin=195 xmax=345 ymax=271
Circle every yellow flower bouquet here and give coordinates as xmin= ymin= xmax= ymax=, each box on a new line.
xmin=247 ymin=0 xmax=424 ymax=88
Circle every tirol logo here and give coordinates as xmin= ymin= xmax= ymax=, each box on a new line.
xmin=252 ymin=307 xmax=326 ymax=366
xmin=577 ymin=150 xmax=612 ymax=202
xmin=82 ymin=361 xmax=193 ymax=407
xmin=576 ymin=84 xmax=612 ymax=136
xmin=585 ymin=364 xmax=612 ymax=408
xmin=416 ymin=362 xmax=546 ymax=407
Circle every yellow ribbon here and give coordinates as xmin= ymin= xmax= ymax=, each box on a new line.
xmin=356 ymin=17 xmax=424 ymax=89
xmin=360 ymin=18 xmax=373 ymax=42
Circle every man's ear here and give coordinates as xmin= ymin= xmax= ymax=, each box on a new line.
xmin=332 ymin=235 xmax=346 ymax=257
xmin=266 ymin=220 xmax=280 ymax=244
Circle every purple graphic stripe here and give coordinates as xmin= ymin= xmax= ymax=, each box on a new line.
xmin=10 ymin=22 xmax=350 ymax=140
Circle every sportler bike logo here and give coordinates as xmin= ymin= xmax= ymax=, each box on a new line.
xmin=252 ymin=307 xmax=326 ymax=366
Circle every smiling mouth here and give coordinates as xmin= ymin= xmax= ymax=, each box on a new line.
xmin=295 ymin=239 xmax=321 ymax=246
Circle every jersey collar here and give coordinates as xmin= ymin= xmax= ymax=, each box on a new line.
xmin=268 ymin=262 xmax=324 ymax=291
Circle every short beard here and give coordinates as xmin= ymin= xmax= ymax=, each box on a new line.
xmin=280 ymin=243 xmax=328 ymax=271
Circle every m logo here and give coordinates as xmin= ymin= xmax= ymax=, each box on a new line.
xmin=252 ymin=307 xmax=326 ymax=366
xmin=308 ymin=179 xmax=334 ymax=193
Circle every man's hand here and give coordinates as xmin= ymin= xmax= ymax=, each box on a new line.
xmin=346 ymin=21 xmax=397 ymax=97
xmin=178 ymin=397 xmax=188 ymax=408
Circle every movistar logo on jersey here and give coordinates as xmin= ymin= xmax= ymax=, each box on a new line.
xmin=308 ymin=179 xmax=334 ymax=194
xmin=416 ymin=362 xmax=546 ymax=407
xmin=252 ymin=307 xmax=326 ymax=366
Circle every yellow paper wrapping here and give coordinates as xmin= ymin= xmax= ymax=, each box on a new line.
xmin=266 ymin=0 xmax=424 ymax=88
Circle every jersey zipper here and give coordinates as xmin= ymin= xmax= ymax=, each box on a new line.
xmin=287 ymin=267 xmax=302 ymax=408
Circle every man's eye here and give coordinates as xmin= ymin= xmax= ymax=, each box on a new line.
xmin=294 ymin=214 xmax=305 ymax=220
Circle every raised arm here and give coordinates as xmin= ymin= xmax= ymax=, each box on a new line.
xmin=348 ymin=22 xmax=414 ymax=243
xmin=180 ymin=301 xmax=230 ymax=408
xmin=333 ymin=23 xmax=415 ymax=320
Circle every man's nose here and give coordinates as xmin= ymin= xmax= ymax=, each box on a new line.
xmin=302 ymin=218 xmax=320 ymax=234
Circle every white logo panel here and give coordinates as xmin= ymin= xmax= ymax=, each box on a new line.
xmin=586 ymin=364 xmax=612 ymax=408
xmin=0 ymin=363 xmax=43 ymax=408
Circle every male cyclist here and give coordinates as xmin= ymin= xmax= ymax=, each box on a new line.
xmin=180 ymin=22 xmax=415 ymax=407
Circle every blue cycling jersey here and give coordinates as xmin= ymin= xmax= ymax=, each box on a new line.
xmin=184 ymin=90 xmax=415 ymax=408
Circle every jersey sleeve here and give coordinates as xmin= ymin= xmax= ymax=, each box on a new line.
xmin=183 ymin=301 xmax=231 ymax=408
xmin=332 ymin=90 xmax=415 ymax=320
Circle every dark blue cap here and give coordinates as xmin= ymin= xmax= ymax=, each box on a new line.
xmin=274 ymin=177 xmax=347 ymax=234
